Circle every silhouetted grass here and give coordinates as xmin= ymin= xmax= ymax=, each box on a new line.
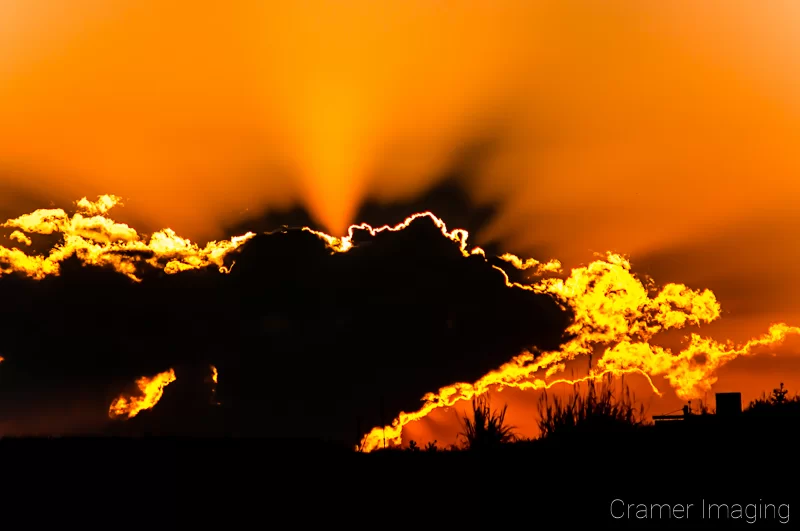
xmin=536 ymin=374 xmax=649 ymax=441
xmin=458 ymin=395 xmax=517 ymax=451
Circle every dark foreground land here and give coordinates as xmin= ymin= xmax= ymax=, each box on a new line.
xmin=4 ymin=417 xmax=799 ymax=529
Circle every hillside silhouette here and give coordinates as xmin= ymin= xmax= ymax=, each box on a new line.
xmin=3 ymin=380 xmax=799 ymax=527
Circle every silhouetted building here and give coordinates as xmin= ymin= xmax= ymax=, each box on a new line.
xmin=654 ymin=392 xmax=744 ymax=430
xmin=715 ymin=392 xmax=742 ymax=416
xmin=653 ymin=411 xmax=686 ymax=423
xmin=653 ymin=400 xmax=698 ymax=423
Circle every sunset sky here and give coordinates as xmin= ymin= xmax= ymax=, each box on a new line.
xmin=1 ymin=0 xmax=799 ymax=445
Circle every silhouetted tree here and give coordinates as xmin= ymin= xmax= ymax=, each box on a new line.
xmin=458 ymin=395 xmax=517 ymax=451
xmin=772 ymin=382 xmax=789 ymax=404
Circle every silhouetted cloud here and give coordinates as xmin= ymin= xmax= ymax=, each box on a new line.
xmin=0 ymin=216 xmax=572 ymax=446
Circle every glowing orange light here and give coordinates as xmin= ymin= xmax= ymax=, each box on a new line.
xmin=305 ymin=214 xmax=797 ymax=453
xmin=0 ymin=195 xmax=254 ymax=282
xmin=2 ymin=197 xmax=797 ymax=448
xmin=108 ymin=369 xmax=177 ymax=419
xmin=209 ymin=364 xmax=220 ymax=406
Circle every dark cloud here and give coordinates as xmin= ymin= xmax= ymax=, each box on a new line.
xmin=224 ymin=204 xmax=316 ymax=237
xmin=356 ymin=136 xmax=504 ymax=247
xmin=226 ymin=134 xmax=505 ymax=248
xmin=0 ymin=214 xmax=572 ymax=446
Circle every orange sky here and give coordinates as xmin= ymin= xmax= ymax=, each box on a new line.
xmin=2 ymin=0 xmax=800 ymax=442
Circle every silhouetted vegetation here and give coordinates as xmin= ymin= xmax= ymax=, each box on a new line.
xmin=370 ymin=381 xmax=800 ymax=458
xmin=405 ymin=439 xmax=440 ymax=452
xmin=745 ymin=382 xmax=800 ymax=416
xmin=536 ymin=375 xmax=649 ymax=441
xmin=694 ymin=399 xmax=713 ymax=415
xmin=5 ymin=383 xmax=800 ymax=526
xmin=458 ymin=395 xmax=517 ymax=450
